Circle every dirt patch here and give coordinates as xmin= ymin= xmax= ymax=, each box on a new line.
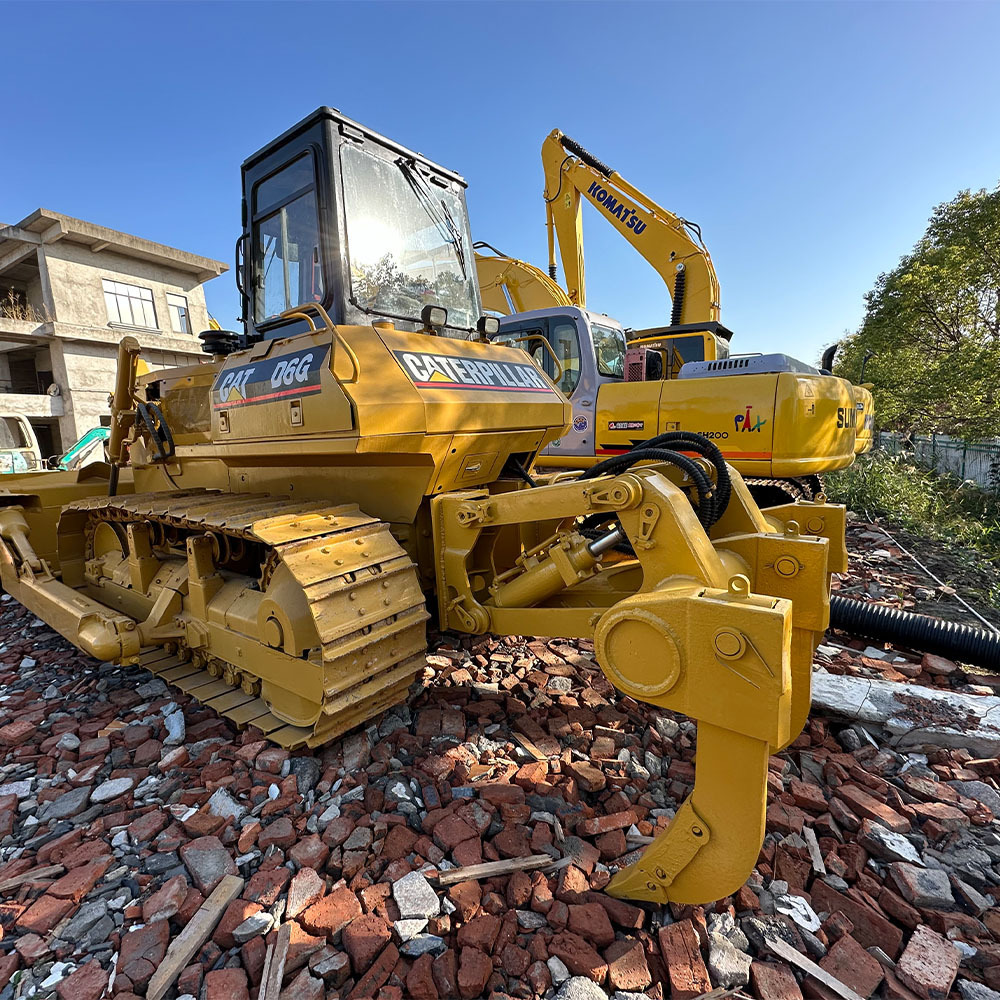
xmin=841 ymin=517 xmax=1000 ymax=630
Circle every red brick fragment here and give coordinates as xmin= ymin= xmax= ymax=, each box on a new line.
xmin=549 ymin=931 xmax=609 ymax=984
xmin=578 ymin=809 xmax=636 ymax=836
xmin=48 ymin=858 xmax=110 ymax=902
xmin=456 ymin=912 xmax=501 ymax=953
xmin=604 ymin=939 xmax=652 ymax=992
xmin=16 ymin=895 xmax=74 ymax=936
xmin=457 ymin=947 xmax=492 ymax=1000
xmin=896 ymin=925 xmax=961 ymax=1000
xmin=819 ymin=934 xmax=884 ymax=999
xmin=836 ymin=785 xmax=909 ymax=833
xmin=214 ymin=899 xmax=264 ymax=950
xmin=55 ymin=959 xmax=107 ymax=1000
xmin=406 ymin=953 xmax=439 ymax=1000
xmin=810 ymin=880 xmax=904 ymax=958
xmin=300 ymin=886 xmax=362 ymax=942
xmin=346 ymin=942 xmax=398 ymax=1000
xmin=751 ymin=961 xmax=804 ymax=1000
xmin=343 ymin=913 xmax=392 ymax=973
xmin=204 ymin=967 xmax=249 ymax=1000
xmin=567 ymin=903 xmax=615 ymax=948
xmin=658 ymin=920 xmax=711 ymax=1000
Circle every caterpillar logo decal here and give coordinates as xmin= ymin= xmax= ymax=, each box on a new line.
xmin=393 ymin=350 xmax=555 ymax=393
xmin=213 ymin=345 xmax=331 ymax=409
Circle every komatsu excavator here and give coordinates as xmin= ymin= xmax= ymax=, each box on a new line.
xmin=475 ymin=131 xmax=865 ymax=504
xmin=0 ymin=107 xmax=845 ymax=906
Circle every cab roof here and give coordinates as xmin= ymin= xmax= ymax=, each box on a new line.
xmin=242 ymin=107 xmax=468 ymax=188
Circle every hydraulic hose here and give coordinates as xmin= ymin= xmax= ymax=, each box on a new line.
xmin=830 ymin=594 xmax=1000 ymax=671
xmin=642 ymin=431 xmax=732 ymax=518
xmin=578 ymin=447 xmax=714 ymax=529
xmin=559 ymin=135 xmax=614 ymax=177
xmin=671 ymin=268 xmax=686 ymax=327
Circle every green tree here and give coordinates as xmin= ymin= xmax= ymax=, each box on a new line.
xmin=834 ymin=184 xmax=1000 ymax=440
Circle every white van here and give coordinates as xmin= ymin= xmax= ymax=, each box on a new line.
xmin=0 ymin=415 xmax=44 ymax=473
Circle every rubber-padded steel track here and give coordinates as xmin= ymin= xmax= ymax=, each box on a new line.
xmin=62 ymin=490 xmax=430 ymax=748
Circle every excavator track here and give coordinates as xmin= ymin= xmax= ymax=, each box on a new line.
xmin=744 ymin=475 xmax=823 ymax=508
xmin=60 ymin=490 xmax=429 ymax=749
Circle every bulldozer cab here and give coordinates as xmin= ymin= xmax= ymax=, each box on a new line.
xmin=239 ymin=107 xmax=483 ymax=343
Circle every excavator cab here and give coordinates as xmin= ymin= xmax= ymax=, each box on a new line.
xmin=492 ymin=306 xmax=629 ymax=458
xmin=235 ymin=107 xmax=486 ymax=348
xmin=628 ymin=321 xmax=734 ymax=370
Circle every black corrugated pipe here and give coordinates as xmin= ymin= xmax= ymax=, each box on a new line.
xmin=830 ymin=594 xmax=1000 ymax=670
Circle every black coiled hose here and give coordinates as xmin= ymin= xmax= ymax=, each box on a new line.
xmin=577 ymin=446 xmax=715 ymax=529
xmin=830 ymin=595 xmax=1000 ymax=670
xmin=671 ymin=268 xmax=686 ymax=327
xmin=559 ymin=135 xmax=614 ymax=178
xmin=642 ymin=431 xmax=732 ymax=519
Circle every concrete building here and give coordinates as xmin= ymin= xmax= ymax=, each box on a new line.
xmin=0 ymin=209 xmax=227 ymax=457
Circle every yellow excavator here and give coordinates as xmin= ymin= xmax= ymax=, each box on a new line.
xmin=0 ymin=107 xmax=845 ymax=905
xmin=475 ymin=130 xmax=866 ymax=503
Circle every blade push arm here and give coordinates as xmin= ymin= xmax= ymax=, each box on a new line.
xmin=542 ymin=129 xmax=721 ymax=324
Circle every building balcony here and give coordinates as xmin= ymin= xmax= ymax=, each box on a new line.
xmin=0 ymin=316 xmax=52 ymax=343
xmin=0 ymin=389 xmax=64 ymax=418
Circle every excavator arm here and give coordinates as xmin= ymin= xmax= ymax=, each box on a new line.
xmin=541 ymin=129 xmax=721 ymax=325
xmin=474 ymin=242 xmax=572 ymax=315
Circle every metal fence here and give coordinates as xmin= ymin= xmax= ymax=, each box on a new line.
xmin=877 ymin=432 xmax=1000 ymax=492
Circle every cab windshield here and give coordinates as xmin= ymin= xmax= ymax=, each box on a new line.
xmin=341 ymin=144 xmax=479 ymax=335
xmin=592 ymin=323 xmax=626 ymax=377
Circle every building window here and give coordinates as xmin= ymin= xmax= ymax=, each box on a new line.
xmin=166 ymin=293 xmax=191 ymax=334
xmin=103 ymin=279 xmax=157 ymax=329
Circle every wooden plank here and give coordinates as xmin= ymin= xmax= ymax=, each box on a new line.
xmin=511 ymin=731 xmax=548 ymax=762
xmin=0 ymin=865 xmax=64 ymax=892
xmin=803 ymin=826 xmax=827 ymax=875
xmin=259 ymin=922 xmax=291 ymax=1000
xmin=432 ymin=854 xmax=569 ymax=887
xmin=258 ymin=939 xmax=275 ymax=1000
xmin=767 ymin=934 xmax=864 ymax=1000
xmin=146 ymin=874 xmax=244 ymax=1000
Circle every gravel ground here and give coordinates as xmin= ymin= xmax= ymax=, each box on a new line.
xmin=2 ymin=528 xmax=1000 ymax=1000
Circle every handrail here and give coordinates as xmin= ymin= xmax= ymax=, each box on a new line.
xmin=507 ymin=333 xmax=565 ymax=386
xmin=280 ymin=304 xmax=361 ymax=384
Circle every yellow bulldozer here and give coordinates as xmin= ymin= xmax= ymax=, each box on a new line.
xmin=0 ymin=107 xmax=846 ymax=906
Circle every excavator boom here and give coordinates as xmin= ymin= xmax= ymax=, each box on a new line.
xmin=542 ymin=130 xmax=721 ymax=325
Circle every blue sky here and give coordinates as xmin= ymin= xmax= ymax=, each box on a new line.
xmin=3 ymin=1 xmax=999 ymax=367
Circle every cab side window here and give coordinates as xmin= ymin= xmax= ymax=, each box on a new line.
xmin=252 ymin=154 xmax=324 ymax=323
xmin=494 ymin=319 xmax=581 ymax=396
xmin=549 ymin=320 xmax=581 ymax=396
